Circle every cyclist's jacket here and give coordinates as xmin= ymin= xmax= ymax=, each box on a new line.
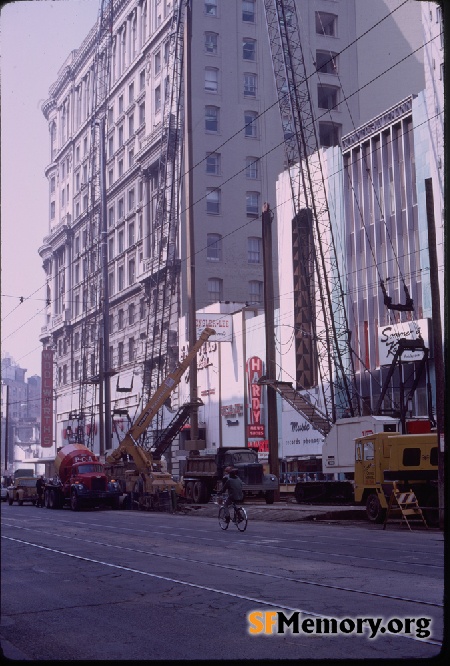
xmin=222 ymin=476 xmax=244 ymax=501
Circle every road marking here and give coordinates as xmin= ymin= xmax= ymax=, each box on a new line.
xmin=2 ymin=534 xmax=442 ymax=648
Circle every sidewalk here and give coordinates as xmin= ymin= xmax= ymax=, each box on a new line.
xmin=179 ymin=499 xmax=367 ymax=522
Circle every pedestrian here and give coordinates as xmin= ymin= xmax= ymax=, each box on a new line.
xmin=36 ymin=475 xmax=45 ymax=508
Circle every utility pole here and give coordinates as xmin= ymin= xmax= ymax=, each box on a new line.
xmin=262 ymin=203 xmax=280 ymax=498
xmin=425 ymin=178 xmax=445 ymax=529
xmin=3 ymin=384 xmax=9 ymax=473
xmin=99 ymin=116 xmax=111 ymax=457
xmin=184 ymin=1 xmax=202 ymax=450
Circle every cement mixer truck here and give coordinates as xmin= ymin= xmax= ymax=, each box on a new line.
xmin=43 ymin=443 xmax=121 ymax=511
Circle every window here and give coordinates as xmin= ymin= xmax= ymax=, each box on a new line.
xmin=61 ymin=189 xmax=65 ymax=207
xmin=207 ymin=233 xmax=222 ymax=261
xmin=118 ymin=125 xmax=124 ymax=147
xmin=118 ymin=341 xmax=124 ymax=366
xmin=108 ymin=238 xmax=114 ymax=260
xmin=205 ymin=67 xmax=218 ymax=93
xmin=139 ymin=101 xmax=145 ymax=125
xmin=205 ymin=106 xmax=219 ymax=132
xmin=118 ymin=197 xmax=125 ymax=219
xmin=74 ymin=263 xmax=80 ymax=284
xmin=128 ymin=113 xmax=134 ymax=136
xmin=154 ymin=50 xmax=161 ymax=75
xmin=128 ymin=302 xmax=135 ymax=325
xmin=83 ymin=136 xmax=88 ymax=155
xmin=245 ymin=156 xmax=259 ymax=179
xmin=108 ymin=271 xmax=115 ymax=296
xmin=246 ymin=191 xmax=260 ymax=216
xmin=108 ymin=205 xmax=115 ymax=227
xmin=208 ymin=278 xmax=223 ymax=303
xmin=74 ymin=360 xmax=80 ymax=381
xmin=83 ymin=194 xmax=88 ymax=211
xmin=50 ymin=202 xmax=56 ymax=220
xmin=206 ymin=152 xmax=220 ymax=175
xmin=75 ymin=202 xmax=80 ymax=218
xmin=108 ymin=168 xmax=114 ymax=187
xmin=140 ymin=298 xmax=146 ymax=320
xmin=128 ymin=258 xmax=136 ymax=285
xmin=50 ymin=177 xmax=55 ymax=193
xmin=118 ymin=308 xmax=124 ymax=329
xmin=128 ymin=338 xmax=136 ymax=362
xmin=128 ymin=188 xmax=135 ymax=212
xmin=319 ymin=121 xmax=340 ymax=147
xmin=205 ymin=0 xmax=217 ymax=16
xmin=119 ymin=94 xmax=124 ymax=114
xmin=118 ymin=158 xmax=124 ymax=177
xmin=249 ymin=280 xmax=263 ymax=304
xmin=140 ymin=69 xmax=146 ymax=91
xmin=206 ymin=188 xmax=220 ymax=214
xmin=318 ymin=84 xmax=339 ymax=110
xmin=74 ymin=331 xmax=80 ymax=350
xmin=108 ymin=136 xmax=114 ymax=159
xmin=248 ymin=237 xmax=262 ymax=263
xmin=128 ymin=221 xmax=135 ymax=246
xmin=316 ymin=51 xmax=338 ymax=74
xmin=118 ymin=229 xmax=124 ymax=253
xmin=244 ymin=111 xmax=258 ymax=137
xmin=155 ymin=85 xmax=161 ymax=112
xmin=316 ymin=12 xmax=337 ymax=36
xmin=243 ymin=38 xmax=256 ymax=61
xmin=242 ymin=0 xmax=255 ymax=22
xmin=128 ymin=82 xmax=134 ymax=104
xmin=205 ymin=32 xmax=218 ymax=54
xmin=244 ymin=73 xmax=257 ymax=97
xmin=128 ymin=149 xmax=134 ymax=168
xmin=108 ymin=106 xmax=114 ymax=125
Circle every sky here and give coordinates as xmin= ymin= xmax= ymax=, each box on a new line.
xmin=1 ymin=0 xmax=100 ymax=377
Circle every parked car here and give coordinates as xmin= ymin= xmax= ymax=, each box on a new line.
xmin=7 ymin=477 xmax=38 ymax=506
xmin=1 ymin=483 xmax=7 ymax=502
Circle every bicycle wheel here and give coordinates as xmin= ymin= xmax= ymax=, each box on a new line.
xmin=235 ymin=507 xmax=248 ymax=532
xmin=218 ymin=506 xmax=229 ymax=530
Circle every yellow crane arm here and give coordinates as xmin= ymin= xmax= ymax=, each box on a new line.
xmin=106 ymin=327 xmax=215 ymax=467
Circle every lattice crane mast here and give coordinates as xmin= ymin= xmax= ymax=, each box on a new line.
xmin=263 ymin=0 xmax=360 ymax=425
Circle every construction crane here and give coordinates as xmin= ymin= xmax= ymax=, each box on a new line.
xmin=262 ymin=0 xmax=360 ymax=432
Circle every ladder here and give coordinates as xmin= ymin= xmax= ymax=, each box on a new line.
xmin=258 ymin=378 xmax=332 ymax=436
xmin=151 ymin=400 xmax=203 ymax=461
xmin=383 ymin=481 xmax=428 ymax=530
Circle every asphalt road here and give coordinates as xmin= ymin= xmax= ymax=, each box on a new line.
xmin=1 ymin=502 xmax=444 ymax=661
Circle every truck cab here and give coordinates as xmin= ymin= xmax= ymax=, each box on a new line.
xmin=354 ymin=432 xmax=438 ymax=524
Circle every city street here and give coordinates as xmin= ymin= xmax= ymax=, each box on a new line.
xmin=1 ymin=502 xmax=444 ymax=661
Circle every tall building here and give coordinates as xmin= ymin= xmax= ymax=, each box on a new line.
xmin=38 ymin=0 xmax=426 ymax=458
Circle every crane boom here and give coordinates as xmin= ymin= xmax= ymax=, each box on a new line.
xmin=264 ymin=0 xmax=359 ymax=423
xmin=106 ymin=327 xmax=215 ymax=468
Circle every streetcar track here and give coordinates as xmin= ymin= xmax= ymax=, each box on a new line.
xmin=2 ymin=535 xmax=442 ymax=649
xmin=1 ymin=522 xmax=443 ymax=609
xmin=2 ymin=515 xmax=442 ymax=574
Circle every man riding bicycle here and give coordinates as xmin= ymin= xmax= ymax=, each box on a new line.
xmin=221 ymin=468 xmax=244 ymax=523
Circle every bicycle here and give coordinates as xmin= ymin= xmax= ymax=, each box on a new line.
xmin=216 ymin=495 xmax=248 ymax=532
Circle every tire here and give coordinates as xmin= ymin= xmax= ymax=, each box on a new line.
xmin=18 ymin=498 xmax=23 ymax=506
xmin=265 ymin=490 xmax=275 ymax=505
xmin=218 ymin=506 xmax=229 ymax=530
xmin=193 ymin=481 xmax=207 ymax=504
xmin=70 ymin=490 xmax=80 ymax=512
xmin=8 ymin=495 xmax=13 ymax=506
xmin=49 ymin=489 xmax=57 ymax=510
xmin=366 ymin=493 xmax=386 ymax=524
xmin=185 ymin=481 xmax=194 ymax=502
xmin=235 ymin=507 xmax=248 ymax=532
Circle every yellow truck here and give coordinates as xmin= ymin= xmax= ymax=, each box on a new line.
xmin=6 ymin=477 xmax=39 ymax=506
xmin=354 ymin=432 xmax=438 ymax=524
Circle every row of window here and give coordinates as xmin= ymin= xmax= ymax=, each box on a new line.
xmin=204 ymin=34 xmax=257 ymax=60
xmin=206 ymin=278 xmax=263 ymax=305
xmin=206 ymin=235 xmax=262 ymax=263
xmin=206 ymin=188 xmax=260 ymax=217
xmin=204 ymin=68 xmax=257 ymax=98
xmin=206 ymin=0 xmax=255 ymax=22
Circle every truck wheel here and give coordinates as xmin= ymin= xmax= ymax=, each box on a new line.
xmin=185 ymin=481 xmax=194 ymax=502
xmin=265 ymin=490 xmax=275 ymax=505
xmin=70 ymin=490 xmax=80 ymax=512
xmin=193 ymin=481 xmax=207 ymax=504
xmin=49 ymin=489 xmax=57 ymax=509
xmin=366 ymin=493 xmax=386 ymax=524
